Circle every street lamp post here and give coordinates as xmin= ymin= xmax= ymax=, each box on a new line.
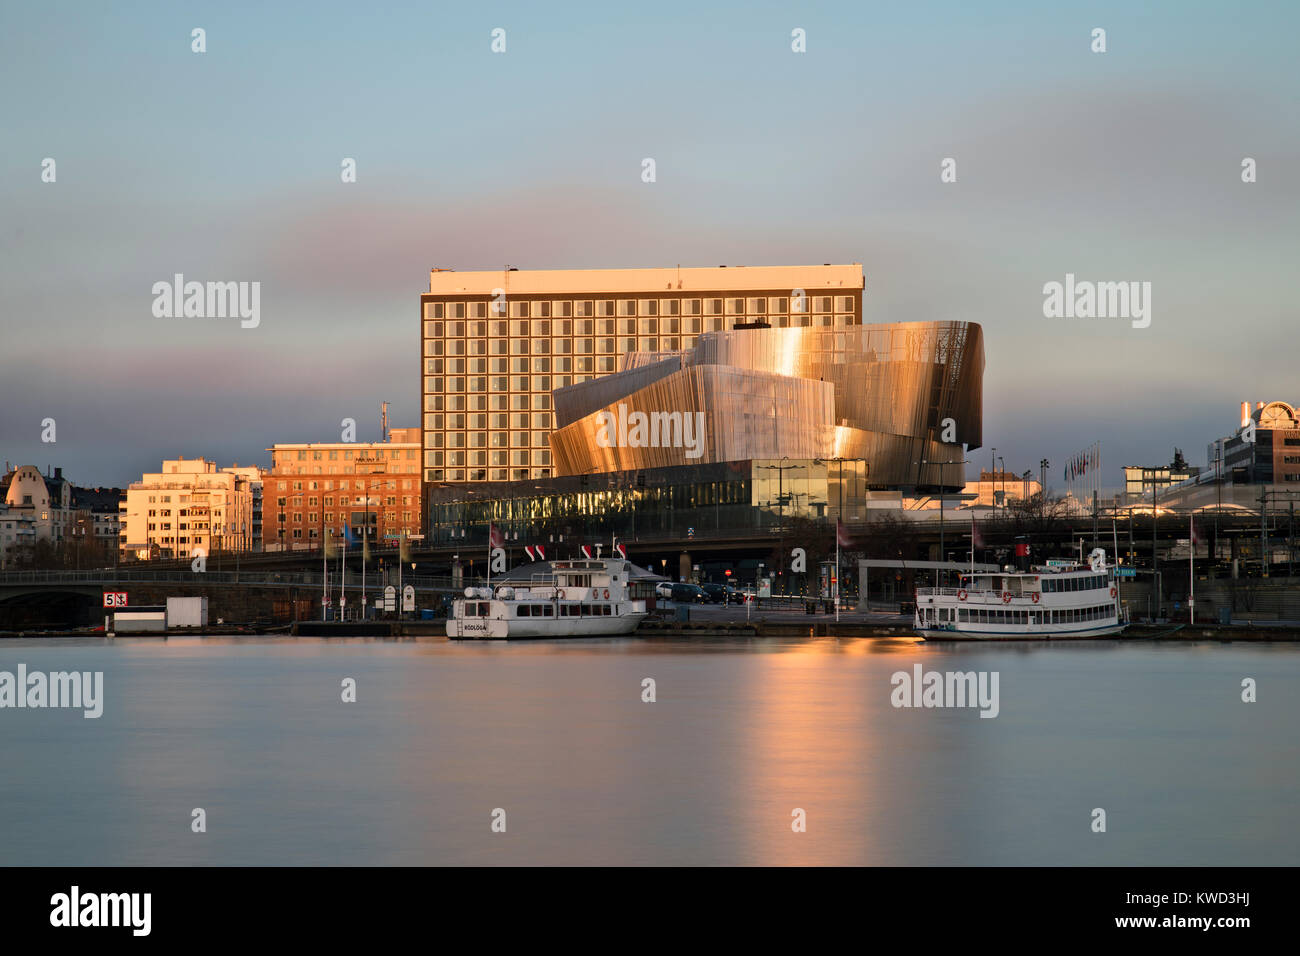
xmin=1040 ymin=458 xmax=1049 ymax=521
xmin=759 ymin=457 xmax=797 ymax=593
xmin=916 ymin=457 xmax=970 ymax=586
xmin=990 ymin=448 xmax=997 ymax=511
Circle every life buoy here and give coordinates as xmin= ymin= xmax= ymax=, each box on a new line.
xmin=1031 ymin=592 xmax=1041 ymax=604
xmin=1002 ymin=591 xmax=1012 ymax=604
xmin=957 ymin=589 xmax=968 ymax=601
xmin=557 ymin=588 xmax=565 ymax=600
xmin=603 ymin=588 xmax=610 ymax=600
xmin=1109 ymin=586 xmax=1117 ymax=598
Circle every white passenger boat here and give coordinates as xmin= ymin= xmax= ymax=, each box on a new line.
xmin=447 ymin=558 xmax=648 ymax=639
xmin=914 ymin=549 xmax=1129 ymax=640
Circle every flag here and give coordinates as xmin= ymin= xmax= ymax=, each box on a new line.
xmin=343 ymin=523 xmax=355 ymax=547
xmin=536 ymin=544 xmax=545 ymax=561
xmin=362 ymin=528 xmax=370 ymax=562
xmin=324 ymin=528 xmax=337 ymax=559
xmin=524 ymin=545 xmax=535 ymax=561
xmin=399 ymin=533 xmax=411 ymax=564
xmin=971 ymin=514 xmax=983 ymax=549
xmin=1190 ymin=514 xmax=1198 ymax=546
xmin=836 ymin=519 xmax=851 ymax=548
xmin=615 ymin=542 xmax=626 ymax=558
xmin=489 ymin=522 xmax=504 ymax=549
xmin=580 ymin=544 xmax=592 ymax=559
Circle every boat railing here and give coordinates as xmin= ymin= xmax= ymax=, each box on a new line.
xmin=916 ymin=586 xmax=1034 ymax=602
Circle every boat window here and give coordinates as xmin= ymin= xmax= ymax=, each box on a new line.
xmin=542 ymin=605 xmax=553 ymax=617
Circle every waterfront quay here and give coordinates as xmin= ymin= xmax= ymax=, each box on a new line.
xmin=4 ymin=501 xmax=1300 ymax=633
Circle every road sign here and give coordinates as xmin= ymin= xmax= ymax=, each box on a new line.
xmin=103 ymin=591 xmax=127 ymax=608
xmin=402 ymin=584 xmax=415 ymax=612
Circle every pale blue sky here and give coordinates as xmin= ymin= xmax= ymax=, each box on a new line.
xmin=2 ymin=1 xmax=1298 ymax=489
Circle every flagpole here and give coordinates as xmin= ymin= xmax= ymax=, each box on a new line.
xmin=1189 ymin=513 xmax=1196 ymax=625
xmin=322 ymin=529 xmax=328 ymax=621
xmin=970 ymin=511 xmax=975 ymax=574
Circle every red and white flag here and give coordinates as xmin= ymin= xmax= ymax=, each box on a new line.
xmin=580 ymin=544 xmax=592 ymax=559
xmin=615 ymin=542 xmax=627 ymax=558
xmin=524 ymin=545 xmax=535 ymax=561
xmin=535 ymin=544 xmax=545 ymax=561
xmin=1190 ymin=514 xmax=1198 ymax=546
xmin=836 ymin=519 xmax=851 ymax=548
xmin=489 ymin=523 xmax=504 ymax=549
xmin=971 ymin=514 xmax=983 ymax=549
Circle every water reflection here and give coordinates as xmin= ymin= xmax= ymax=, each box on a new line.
xmin=0 ymin=635 xmax=1296 ymax=865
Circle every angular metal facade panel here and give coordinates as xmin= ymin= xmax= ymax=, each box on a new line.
xmin=691 ymin=323 xmax=983 ymax=448
xmin=553 ymin=355 xmax=684 ymax=429
xmin=549 ymin=366 xmax=834 ymax=474
xmin=549 ymin=320 xmax=983 ymax=489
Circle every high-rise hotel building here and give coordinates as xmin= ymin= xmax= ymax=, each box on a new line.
xmin=420 ymin=264 xmax=866 ymax=484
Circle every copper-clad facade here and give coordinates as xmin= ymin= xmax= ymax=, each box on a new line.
xmin=549 ymin=322 xmax=983 ymax=490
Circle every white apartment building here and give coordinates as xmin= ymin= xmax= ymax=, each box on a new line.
xmin=119 ymin=457 xmax=259 ymax=560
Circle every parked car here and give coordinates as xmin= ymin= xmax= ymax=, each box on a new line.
xmin=700 ymin=583 xmax=729 ymax=604
xmin=669 ymin=583 xmax=709 ymax=604
xmin=699 ymin=583 xmax=743 ymax=605
xmin=655 ymin=582 xmax=674 ymax=600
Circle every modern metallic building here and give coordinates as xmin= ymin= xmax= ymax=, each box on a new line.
xmin=548 ymin=322 xmax=983 ymax=490
xmin=420 ymin=264 xmax=985 ymax=547
xmin=420 ymin=264 xmax=867 ymax=484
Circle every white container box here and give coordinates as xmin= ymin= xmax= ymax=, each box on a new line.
xmin=166 ymin=596 xmax=209 ymax=629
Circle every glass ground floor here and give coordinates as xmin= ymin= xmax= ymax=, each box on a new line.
xmin=424 ymin=458 xmax=883 ymax=546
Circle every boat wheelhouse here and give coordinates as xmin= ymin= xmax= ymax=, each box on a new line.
xmin=914 ymin=549 xmax=1129 ymax=640
xmin=447 ymin=558 xmax=648 ymax=639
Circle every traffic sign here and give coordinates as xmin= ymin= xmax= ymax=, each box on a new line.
xmin=103 ymin=591 xmax=127 ymax=608
xmin=1115 ymin=567 xmax=1137 ymax=578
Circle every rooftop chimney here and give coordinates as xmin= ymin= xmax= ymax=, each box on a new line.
xmin=1241 ymin=401 xmax=1251 ymax=427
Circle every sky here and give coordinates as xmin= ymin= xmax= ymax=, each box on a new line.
xmin=2 ymin=0 xmax=1297 ymax=492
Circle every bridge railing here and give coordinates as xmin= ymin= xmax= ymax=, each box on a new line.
xmin=0 ymin=568 xmax=463 ymax=592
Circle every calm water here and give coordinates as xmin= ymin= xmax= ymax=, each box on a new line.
xmin=1 ymin=635 xmax=1297 ymax=866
